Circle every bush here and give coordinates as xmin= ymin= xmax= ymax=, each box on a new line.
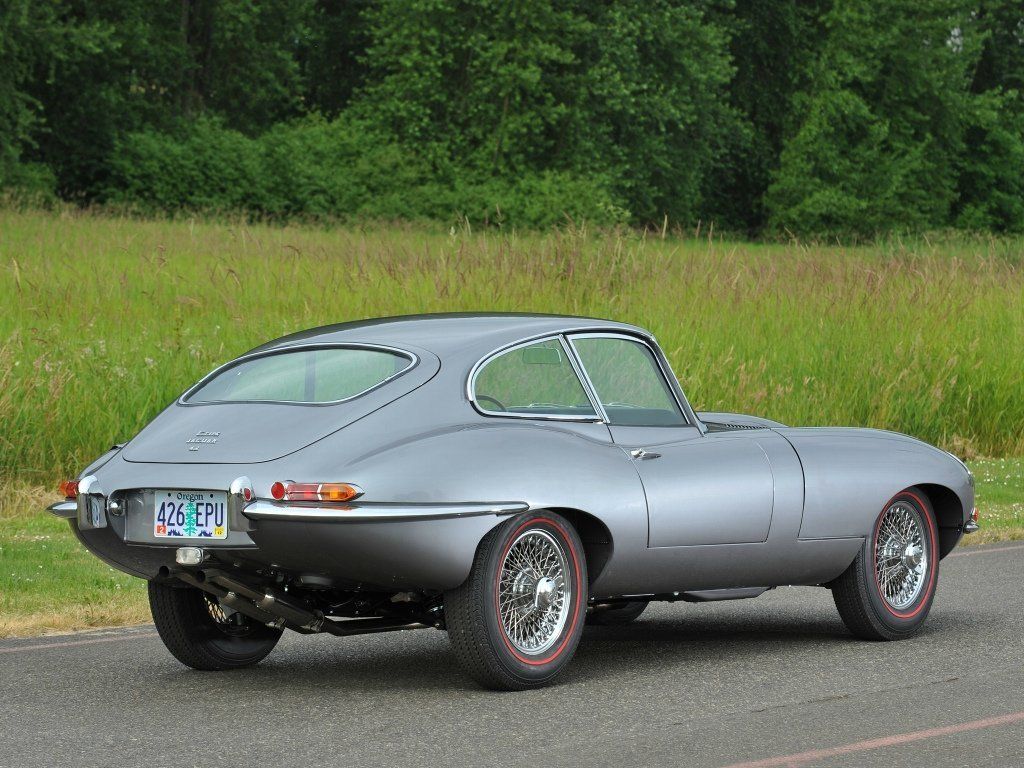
xmin=0 ymin=161 xmax=57 ymax=205
xmin=105 ymin=116 xmax=626 ymax=229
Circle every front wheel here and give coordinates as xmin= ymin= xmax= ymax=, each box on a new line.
xmin=445 ymin=511 xmax=588 ymax=690
xmin=831 ymin=488 xmax=939 ymax=641
xmin=148 ymin=581 xmax=283 ymax=670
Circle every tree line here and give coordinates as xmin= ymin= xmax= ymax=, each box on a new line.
xmin=2 ymin=0 xmax=1021 ymax=235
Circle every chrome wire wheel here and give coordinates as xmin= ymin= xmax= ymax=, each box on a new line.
xmin=498 ymin=529 xmax=571 ymax=655
xmin=874 ymin=501 xmax=929 ymax=610
xmin=203 ymin=593 xmax=258 ymax=637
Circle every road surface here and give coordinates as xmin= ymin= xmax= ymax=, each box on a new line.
xmin=2 ymin=542 xmax=1022 ymax=767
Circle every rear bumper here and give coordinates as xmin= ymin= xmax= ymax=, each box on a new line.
xmin=47 ymin=501 xmax=77 ymax=518
xmin=57 ymin=497 xmax=523 ymax=591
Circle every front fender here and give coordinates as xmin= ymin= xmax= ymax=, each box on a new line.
xmin=778 ymin=428 xmax=974 ymax=543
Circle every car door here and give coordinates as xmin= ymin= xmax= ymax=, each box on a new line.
xmin=567 ymin=333 xmax=776 ymax=547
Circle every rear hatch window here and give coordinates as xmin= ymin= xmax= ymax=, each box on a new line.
xmin=184 ymin=346 xmax=413 ymax=404
xmin=123 ymin=344 xmax=436 ymax=464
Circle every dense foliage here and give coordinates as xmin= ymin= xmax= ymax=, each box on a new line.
xmin=1 ymin=0 xmax=1022 ymax=235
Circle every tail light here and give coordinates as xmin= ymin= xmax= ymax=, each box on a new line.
xmin=270 ymin=482 xmax=362 ymax=503
xmin=970 ymin=508 xmax=979 ymax=523
xmin=59 ymin=480 xmax=79 ymax=500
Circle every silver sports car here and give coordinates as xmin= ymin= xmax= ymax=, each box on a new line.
xmin=50 ymin=314 xmax=978 ymax=689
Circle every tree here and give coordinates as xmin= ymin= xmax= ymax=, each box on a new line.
xmin=765 ymin=0 xmax=982 ymax=236
xmin=954 ymin=0 xmax=1024 ymax=231
xmin=703 ymin=0 xmax=828 ymax=234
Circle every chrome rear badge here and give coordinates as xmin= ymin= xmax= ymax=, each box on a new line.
xmin=186 ymin=431 xmax=220 ymax=451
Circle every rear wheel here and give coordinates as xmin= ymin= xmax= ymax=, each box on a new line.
xmin=831 ymin=488 xmax=939 ymax=641
xmin=445 ymin=511 xmax=587 ymax=690
xmin=586 ymin=601 xmax=648 ymax=626
xmin=148 ymin=581 xmax=283 ymax=670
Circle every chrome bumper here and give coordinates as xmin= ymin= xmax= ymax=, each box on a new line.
xmin=964 ymin=506 xmax=980 ymax=534
xmin=47 ymin=501 xmax=78 ymax=518
xmin=45 ymin=475 xmax=109 ymax=529
xmin=242 ymin=500 xmax=528 ymax=523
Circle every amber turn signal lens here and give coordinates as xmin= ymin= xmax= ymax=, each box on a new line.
xmin=59 ymin=480 xmax=79 ymax=500
xmin=319 ymin=483 xmax=360 ymax=502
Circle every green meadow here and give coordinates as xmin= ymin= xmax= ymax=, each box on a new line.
xmin=1 ymin=209 xmax=1021 ymax=635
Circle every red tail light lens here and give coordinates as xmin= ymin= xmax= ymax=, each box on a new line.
xmin=59 ymin=480 xmax=79 ymax=500
xmin=270 ymin=482 xmax=361 ymax=503
xmin=971 ymin=507 xmax=979 ymax=523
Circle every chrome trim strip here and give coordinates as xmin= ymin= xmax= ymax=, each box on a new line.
xmin=243 ymin=500 xmax=529 ymax=523
xmin=47 ymin=501 xmax=78 ymax=518
xmin=561 ymin=334 xmax=610 ymax=423
xmin=178 ymin=342 xmax=419 ymax=407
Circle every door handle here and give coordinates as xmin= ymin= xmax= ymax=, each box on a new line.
xmin=630 ymin=448 xmax=661 ymax=460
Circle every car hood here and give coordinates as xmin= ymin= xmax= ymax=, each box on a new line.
xmin=122 ymin=349 xmax=440 ymax=464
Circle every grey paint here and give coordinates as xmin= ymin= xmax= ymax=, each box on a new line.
xmin=58 ymin=313 xmax=975 ymax=599
xmin=617 ymin=427 xmax=780 ymax=547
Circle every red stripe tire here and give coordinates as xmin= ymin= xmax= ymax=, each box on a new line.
xmin=831 ymin=488 xmax=940 ymax=641
xmin=445 ymin=511 xmax=588 ymax=690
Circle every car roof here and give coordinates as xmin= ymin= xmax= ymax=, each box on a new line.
xmin=248 ymin=313 xmax=651 ymax=360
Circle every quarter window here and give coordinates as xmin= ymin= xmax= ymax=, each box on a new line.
xmin=474 ymin=339 xmax=597 ymax=418
xmin=571 ymin=336 xmax=686 ymax=426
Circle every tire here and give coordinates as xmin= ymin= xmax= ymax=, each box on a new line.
xmin=445 ymin=511 xmax=588 ymax=690
xmin=831 ymin=488 xmax=940 ymax=641
xmin=148 ymin=581 xmax=283 ymax=670
xmin=586 ymin=601 xmax=648 ymax=626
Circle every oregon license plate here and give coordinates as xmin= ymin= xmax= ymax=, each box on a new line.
xmin=154 ymin=490 xmax=228 ymax=539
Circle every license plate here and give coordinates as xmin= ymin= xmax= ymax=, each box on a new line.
xmin=154 ymin=490 xmax=228 ymax=539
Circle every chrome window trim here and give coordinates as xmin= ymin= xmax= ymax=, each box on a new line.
xmin=178 ymin=342 xmax=419 ymax=407
xmin=467 ymin=333 xmax=604 ymax=423
xmin=558 ymin=335 xmax=608 ymax=422
xmin=566 ymin=331 xmax=693 ymax=428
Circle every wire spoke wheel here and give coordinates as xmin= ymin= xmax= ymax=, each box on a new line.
xmin=874 ymin=501 xmax=928 ymax=610
xmin=497 ymin=529 xmax=571 ymax=656
xmin=202 ymin=593 xmax=261 ymax=638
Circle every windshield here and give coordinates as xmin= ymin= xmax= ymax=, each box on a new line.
xmin=184 ymin=346 xmax=414 ymax=404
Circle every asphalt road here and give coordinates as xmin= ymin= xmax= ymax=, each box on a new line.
xmin=2 ymin=543 xmax=1022 ymax=768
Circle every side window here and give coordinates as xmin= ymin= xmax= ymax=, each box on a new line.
xmin=474 ymin=339 xmax=597 ymax=418
xmin=571 ymin=337 xmax=686 ymax=427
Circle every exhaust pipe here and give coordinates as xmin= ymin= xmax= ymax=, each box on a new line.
xmin=173 ymin=567 xmax=430 ymax=637
xmin=206 ymin=571 xmax=325 ymax=632
xmin=174 ymin=570 xmax=284 ymax=628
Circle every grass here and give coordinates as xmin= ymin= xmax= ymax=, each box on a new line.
xmin=0 ymin=486 xmax=148 ymax=637
xmin=1 ymin=209 xmax=1023 ymax=482
xmin=0 ymin=208 xmax=1022 ymax=636
xmin=1 ymin=459 xmax=1019 ymax=638
xmin=970 ymin=458 xmax=1024 ymax=545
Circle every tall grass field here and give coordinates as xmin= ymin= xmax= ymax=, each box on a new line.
xmin=1 ymin=209 xmax=1022 ymax=635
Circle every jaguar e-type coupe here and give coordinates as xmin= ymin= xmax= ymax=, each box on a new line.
xmin=50 ymin=314 xmax=978 ymax=689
